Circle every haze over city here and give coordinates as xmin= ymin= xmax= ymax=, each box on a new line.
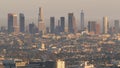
xmin=1 ymin=0 xmax=120 ymax=68
xmin=0 ymin=0 xmax=120 ymax=26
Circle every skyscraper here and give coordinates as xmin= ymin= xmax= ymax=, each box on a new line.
xmin=60 ymin=17 xmax=65 ymax=32
xmin=50 ymin=17 xmax=55 ymax=33
xmin=88 ymin=21 xmax=96 ymax=34
xmin=95 ymin=23 xmax=100 ymax=34
xmin=80 ymin=10 xmax=84 ymax=31
xmin=103 ymin=17 xmax=108 ymax=34
xmin=29 ymin=22 xmax=37 ymax=34
xmin=114 ymin=20 xmax=119 ymax=34
xmin=19 ymin=13 xmax=25 ymax=33
xmin=55 ymin=20 xmax=61 ymax=34
xmin=38 ymin=7 xmax=46 ymax=34
xmin=68 ymin=13 xmax=77 ymax=33
xmin=8 ymin=13 xmax=18 ymax=33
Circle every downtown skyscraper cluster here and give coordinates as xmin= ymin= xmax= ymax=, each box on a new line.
xmin=4 ymin=7 xmax=120 ymax=35
xmin=7 ymin=13 xmax=25 ymax=34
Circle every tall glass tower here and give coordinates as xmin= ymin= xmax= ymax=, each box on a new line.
xmin=50 ymin=17 xmax=55 ymax=33
xmin=8 ymin=13 xmax=18 ymax=33
xmin=38 ymin=7 xmax=46 ymax=34
xmin=103 ymin=16 xmax=108 ymax=34
xmin=60 ymin=17 xmax=65 ymax=32
xmin=80 ymin=10 xmax=84 ymax=31
xmin=68 ymin=13 xmax=77 ymax=33
xmin=19 ymin=13 xmax=25 ymax=33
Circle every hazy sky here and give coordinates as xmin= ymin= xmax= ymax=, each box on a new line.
xmin=0 ymin=0 xmax=120 ymax=26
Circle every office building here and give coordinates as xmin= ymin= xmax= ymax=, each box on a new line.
xmin=68 ymin=13 xmax=77 ymax=33
xmin=14 ymin=26 xmax=19 ymax=34
xmin=19 ymin=13 xmax=25 ymax=33
xmin=95 ymin=23 xmax=100 ymax=34
xmin=8 ymin=13 xmax=18 ymax=33
xmin=8 ymin=13 xmax=13 ymax=33
xmin=114 ymin=20 xmax=119 ymax=34
xmin=80 ymin=10 xmax=84 ymax=31
xmin=29 ymin=23 xmax=37 ymax=34
xmin=55 ymin=20 xmax=61 ymax=34
xmin=50 ymin=17 xmax=55 ymax=33
xmin=88 ymin=21 xmax=96 ymax=34
xmin=103 ymin=17 xmax=108 ymax=34
xmin=38 ymin=7 xmax=46 ymax=34
xmin=60 ymin=17 xmax=65 ymax=32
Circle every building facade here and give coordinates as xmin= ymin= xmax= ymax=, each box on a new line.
xmin=114 ymin=20 xmax=119 ymax=34
xmin=80 ymin=10 xmax=84 ymax=31
xmin=50 ymin=17 xmax=55 ymax=33
xmin=88 ymin=21 xmax=96 ymax=34
xmin=8 ymin=13 xmax=18 ymax=33
xmin=68 ymin=13 xmax=77 ymax=33
xmin=19 ymin=13 xmax=25 ymax=33
xmin=103 ymin=17 xmax=108 ymax=34
xmin=38 ymin=7 xmax=46 ymax=35
xmin=60 ymin=17 xmax=65 ymax=32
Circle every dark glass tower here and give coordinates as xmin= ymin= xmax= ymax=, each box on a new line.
xmin=8 ymin=13 xmax=17 ymax=33
xmin=88 ymin=21 xmax=96 ymax=34
xmin=50 ymin=17 xmax=55 ymax=33
xmin=68 ymin=13 xmax=77 ymax=33
xmin=114 ymin=20 xmax=119 ymax=34
xmin=60 ymin=17 xmax=65 ymax=32
xmin=19 ymin=13 xmax=25 ymax=33
xmin=29 ymin=23 xmax=37 ymax=34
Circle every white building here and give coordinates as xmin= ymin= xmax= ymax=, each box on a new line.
xmin=103 ymin=16 xmax=108 ymax=34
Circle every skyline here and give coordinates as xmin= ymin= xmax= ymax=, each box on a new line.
xmin=0 ymin=0 xmax=120 ymax=26
xmin=1 ymin=1 xmax=120 ymax=68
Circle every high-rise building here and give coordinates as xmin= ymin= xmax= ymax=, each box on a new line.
xmin=38 ymin=7 xmax=46 ymax=34
xmin=50 ymin=17 xmax=55 ymax=33
xmin=103 ymin=16 xmax=108 ymax=34
xmin=29 ymin=23 xmax=37 ymax=34
xmin=8 ymin=13 xmax=18 ymax=33
xmin=8 ymin=13 xmax=13 ymax=33
xmin=114 ymin=20 xmax=119 ymax=34
xmin=55 ymin=20 xmax=61 ymax=34
xmin=80 ymin=10 xmax=84 ymax=31
xmin=60 ymin=17 xmax=65 ymax=32
xmin=14 ymin=26 xmax=19 ymax=34
xmin=88 ymin=21 xmax=96 ymax=34
xmin=19 ymin=13 xmax=25 ymax=33
xmin=95 ymin=23 xmax=100 ymax=34
xmin=68 ymin=13 xmax=77 ymax=33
